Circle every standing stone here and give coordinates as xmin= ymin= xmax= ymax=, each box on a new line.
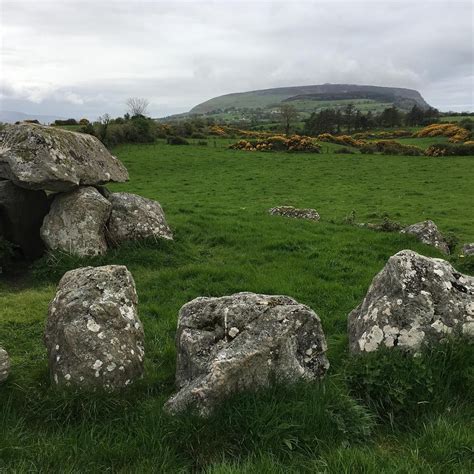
xmin=0 ymin=347 xmax=10 ymax=383
xmin=0 ymin=123 xmax=128 ymax=192
xmin=0 ymin=180 xmax=49 ymax=258
xmin=462 ymin=244 xmax=474 ymax=256
xmin=41 ymin=186 xmax=111 ymax=256
xmin=269 ymin=206 xmax=320 ymax=221
xmin=400 ymin=220 xmax=450 ymax=254
xmin=165 ymin=292 xmax=329 ymax=415
xmin=106 ymin=192 xmax=173 ymax=246
xmin=348 ymin=250 xmax=474 ymax=354
xmin=45 ymin=265 xmax=145 ymax=389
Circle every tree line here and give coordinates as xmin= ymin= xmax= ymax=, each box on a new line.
xmin=303 ymin=104 xmax=440 ymax=136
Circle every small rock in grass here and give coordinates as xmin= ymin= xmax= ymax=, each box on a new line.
xmin=269 ymin=206 xmax=320 ymax=221
xmin=400 ymin=220 xmax=450 ymax=254
xmin=0 ymin=347 xmax=10 ymax=383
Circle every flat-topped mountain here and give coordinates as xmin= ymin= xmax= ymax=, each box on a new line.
xmin=189 ymin=83 xmax=431 ymax=117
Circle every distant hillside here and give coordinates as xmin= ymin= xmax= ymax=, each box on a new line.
xmin=188 ymin=84 xmax=431 ymax=119
xmin=0 ymin=110 xmax=65 ymax=124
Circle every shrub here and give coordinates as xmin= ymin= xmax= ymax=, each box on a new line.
xmin=353 ymin=130 xmax=412 ymax=139
xmin=372 ymin=140 xmax=424 ymax=156
xmin=167 ymin=136 xmax=189 ymax=145
xmin=317 ymin=133 xmax=366 ymax=148
xmin=345 ymin=340 xmax=474 ymax=423
xmin=54 ymin=118 xmax=78 ymax=126
xmin=191 ymin=132 xmax=206 ymax=139
xmin=425 ymin=143 xmax=474 ymax=156
xmin=415 ymin=123 xmax=471 ymax=142
xmin=229 ymin=135 xmax=320 ymax=153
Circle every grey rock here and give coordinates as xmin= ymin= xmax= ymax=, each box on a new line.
xmin=269 ymin=206 xmax=320 ymax=221
xmin=165 ymin=292 xmax=329 ymax=415
xmin=348 ymin=250 xmax=474 ymax=354
xmin=0 ymin=347 xmax=10 ymax=383
xmin=45 ymin=265 xmax=145 ymax=389
xmin=462 ymin=243 xmax=474 ymax=256
xmin=400 ymin=220 xmax=450 ymax=254
xmin=106 ymin=192 xmax=173 ymax=246
xmin=41 ymin=186 xmax=111 ymax=257
xmin=0 ymin=123 xmax=128 ymax=191
xmin=0 ymin=180 xmax=49 ymax=258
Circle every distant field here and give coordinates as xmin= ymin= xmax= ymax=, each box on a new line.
xmin=440 ymin=115 xmax=473 ymax=123
xmin=1 ymin=139 xmax=473 ymax=472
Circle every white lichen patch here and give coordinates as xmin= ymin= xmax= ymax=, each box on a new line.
xmin=359 ymin=325 xmax=384 ymax=352
xmin=87 ymin=319 xmax=101 ymax=332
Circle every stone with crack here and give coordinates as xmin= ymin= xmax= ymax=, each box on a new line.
xmin=106 ymin=192 xmax=173 ymax=245
xmin=348 ymin=250 xmax=474 ymax=354
xmin=165 ymin=292 xmax=329 ymax=415
xmin=41 ymin=186 xmax=111 ymax=257
xmin=44 ymin=265 xmax=145 ymax=389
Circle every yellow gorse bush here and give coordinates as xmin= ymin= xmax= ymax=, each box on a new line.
xmin=414 ymin=123 xmax=471 ymax=142
xmin=317 ymin=133 xmax=366 ymax=148
xmin=229 ymin=135 xmax=321 ymax=153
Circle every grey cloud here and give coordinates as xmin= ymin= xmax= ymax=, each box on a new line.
xmin=1 ymin=0 xmax=472 ymax=118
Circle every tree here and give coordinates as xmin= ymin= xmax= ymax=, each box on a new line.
xmin=379 ymin=106 xmax=402 ymax=128
xmin=126 ymin=97 xmax=149 ymax=117
xmin=344 ymin=104 xmax=355 ymax=133
xmin=405 ymin=105 xmax=425 ymax=126
xmin=278 ymin=105 xmax=298 ymax=136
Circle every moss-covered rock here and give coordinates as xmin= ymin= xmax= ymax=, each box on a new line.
xmin=0 ymin=123 xmax=129 ymax=191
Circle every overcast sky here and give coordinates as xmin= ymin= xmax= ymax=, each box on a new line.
xmin=1 ymin=0 xmax=472 ymax=119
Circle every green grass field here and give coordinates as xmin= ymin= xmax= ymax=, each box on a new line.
xmin=1 ymin=139 xmax=473 ymax=472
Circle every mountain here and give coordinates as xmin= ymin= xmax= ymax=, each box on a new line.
xmin=188 ymin=84 xmax=431 ymax=119
xmin=0 ymin=110 xmax=66 ymax=124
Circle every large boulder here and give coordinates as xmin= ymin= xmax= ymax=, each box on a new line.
xmin=45 ymin=265 xmax=145 ymax=389
xmin=106 ymin=192 xmax=173 ymax=246
xmin=0 ymin=123 xmax=128 ymax=192
xmin=269 ymin=206 xmax=320 ymax=221
xmin=165 ymin=292 xmax=329 ymax=415
xmin=41 ymin=186 xmax=111 ymax=256
xmin=0 ymin=347 xmax=10 ymax=383
xmin=348 ymin=250 xmax=474 ymax=354
xmin=400 ymin=220 xmax=450 ymax=254
xmin=0 ymin=180 xmax=49 ymax=258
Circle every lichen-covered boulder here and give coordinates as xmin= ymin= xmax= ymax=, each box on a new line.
xmin=0 ymin=347 xmax=10 ymax=383
xmin=0 ymin=123 xmax=128 ymax=191
xmin=269 ymin=206 xmax=320 ymax=221
xmin=462 ymin=243 xmax=474 ymax=256
xmin=165 ymin=292 xmax=329 ymax=415
xmin=348 ymin=250 xmax=474 ymax=354
xmin=106 ymin=192 xmax=173 ymax=246
xmin=0 ymin=180 xmax=49 ymax=258
xmin=45 ymin=265 xmax=145 ymax=389
xmin=400 ymin=220 xmax=449 ymax=254
xmin=41 ymin=186 xmax=111 ymax=256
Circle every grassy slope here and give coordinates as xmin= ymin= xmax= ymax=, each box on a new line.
xmin=1 ymin=139 xmax=473 ymax=472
